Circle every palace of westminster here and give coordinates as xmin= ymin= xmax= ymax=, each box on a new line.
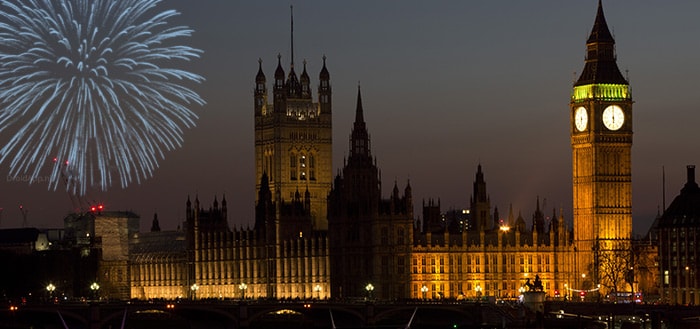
xmin=1 ymin=2 xmax=698 ymax=306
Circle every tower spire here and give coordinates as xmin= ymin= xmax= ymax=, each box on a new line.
xmin=355 ymin=83 xmax=364 ymax=124
xmin=575 ymin=0 xmax=626 ymax=86
xmin=349 ymin=84 xmax=370 ymax=159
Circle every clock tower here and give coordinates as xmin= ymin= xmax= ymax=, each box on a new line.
xmin=571 ymin=0 xmax=633 ymax=291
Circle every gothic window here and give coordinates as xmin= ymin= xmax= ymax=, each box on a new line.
xmin=431 ymin=258 xmax=436 ymax=274
xmin=380 ymin=227 xmax=388 ymax=245
xmin=421 ymin=257 xmax=426 ymax=274
xmin=439 ymin=257 xmax=444 ymax=274
xmin=309 ymin=155 xmax=316 ymax=180
xmin=398 ymin=257 xmax=405 ymax=274
xmin=412 ymin=258 xmax=418 ymax=274
xmin=397 ymin=227 xmax=405 ymax=245
xmin=290 ymin=154 xmax=297 ymax=180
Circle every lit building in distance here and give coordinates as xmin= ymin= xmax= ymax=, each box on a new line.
xmin=657 ymin=166 xmax=700 ymax=305
xmin=412 ymin=168 xmax=575 ymax=300
xmin=254 ymin=20 xmax=332 ymax=230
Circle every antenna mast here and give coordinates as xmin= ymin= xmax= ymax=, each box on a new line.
xmin=662 ymin=166 xmax=666 ymax=212
xmin=290 ymin=5 xmax=294 ymax=68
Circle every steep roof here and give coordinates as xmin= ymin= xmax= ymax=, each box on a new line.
xmin=574 ymin=0 xmax=627 ymax=86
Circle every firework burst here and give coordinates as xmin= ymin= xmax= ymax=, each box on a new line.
xmin=0 ymin=0 xmax=204 ymax=194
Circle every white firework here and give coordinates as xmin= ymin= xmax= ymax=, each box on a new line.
xmin=0 ymin=0 xmax=205 ymax=194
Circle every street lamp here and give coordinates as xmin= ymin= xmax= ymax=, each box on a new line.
xmin=475 ymin=284 xmax=482 ymax=298
xmin=421 ymin=285 xmax=428 ymax=300
xmin=90 ymin=282 xmax=100 ymax=300
xmin=314 ymin=284 xmax=322 ymax=299
xmin=46 ymin=283 xmax=56 ymax=301
xmin=190 ymin=283 xmax=199 ymax=300
xmin=239 ymin=283 xmax=248 ymax=300
xmin=365 ymin=283 xmax=374 ymax=300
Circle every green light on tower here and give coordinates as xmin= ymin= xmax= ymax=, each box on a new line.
xmin=572 ymin=84 xmax=630 ymax=102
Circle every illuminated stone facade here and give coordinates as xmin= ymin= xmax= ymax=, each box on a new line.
xmin=326 ymin=90 xmax=577 ymax=301
xmin=130 ymin=228 xmax=188 ymax=300
xmin=93 ymin=211 xmax=139 ymax=300
xmin=571 ymin=1 xmax=633 ymax=294
xmin=129 ymin=195 xmax=330 ymax=300
xmin=410 ymin=170 xmax=575 ymax=300
xmin=254 ymin=54 xmax=332 ymax=230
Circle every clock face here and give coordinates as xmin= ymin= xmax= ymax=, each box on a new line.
xmin=602 ymin=105 xmax=625 ymax=130
xmin=574 ymin=107 xmax=588 ymax=132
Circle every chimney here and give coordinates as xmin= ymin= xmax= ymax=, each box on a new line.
xmin=687 ymin=165 xmax=696 ymax=184
xmin=682 ymin=165 xmax=699 ymax=194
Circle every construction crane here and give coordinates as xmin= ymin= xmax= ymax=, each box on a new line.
xmin=19 ymin=204 xmax=28 ymax=227
xmin=54 ymin=157 xmax=104 ymax=214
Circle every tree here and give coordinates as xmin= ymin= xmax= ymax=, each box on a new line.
xmin=597 ymin=241 xmax=633 ymax=295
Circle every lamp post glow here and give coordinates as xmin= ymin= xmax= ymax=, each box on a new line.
xmin=239 ymin=283 xmax=247 ymax=300
xmin=314 ymin=284 xmax=322 ymax=299
xmin=365 ymin=283 xmax=374 ymax=300
xmin=421 ymin=285 xmax=428 ymax=300
xmin=90 ymin=282 xmax=100 ymax=300
xmin=475 ymin=284 xmax=482 ymax=298
xmin=46 ymin=283 xmax=55 ymax=300
xmin=190 ymin=283 xmax=199 ymax=300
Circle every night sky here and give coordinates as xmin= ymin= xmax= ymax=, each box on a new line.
xmin=1 ymin=1 xmax=698 ymax=236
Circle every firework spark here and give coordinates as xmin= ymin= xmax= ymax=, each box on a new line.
xmin=0 ymin=0 xmax=204 ymax=194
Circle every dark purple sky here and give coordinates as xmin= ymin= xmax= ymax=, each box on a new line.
xmin=1 ymin=1 xmax=698 ymax=236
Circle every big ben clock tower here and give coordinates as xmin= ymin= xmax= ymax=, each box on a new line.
xmin=571 ymin=0 xmax=632 ymax=290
